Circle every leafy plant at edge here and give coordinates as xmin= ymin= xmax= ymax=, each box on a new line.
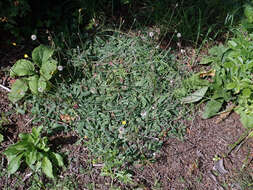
xmin=182 ymin=30 xmax=253 ymax=129
xmin=8 ymin=45 xmax=58 ymax=103
xmin=3 ymin=126 xmax=64 ymax=178
xmin=0 ymin=113 xmax=9 ymax=143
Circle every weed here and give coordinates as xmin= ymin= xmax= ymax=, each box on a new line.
xmin=29 ymin=31 xmax=187 ymax=183
xmin=182 ymin=28 xmax=253 ymax=129
xmin=3 ymin=126 xmax=64 ymax=179
xmin=8 ymin=45 xmax=59 ymax=103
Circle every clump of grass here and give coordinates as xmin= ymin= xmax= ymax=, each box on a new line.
xmin=29 ymin=31 xmax=188 ymax=182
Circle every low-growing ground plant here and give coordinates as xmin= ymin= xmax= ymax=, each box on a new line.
xmin=3 ymin=126 xmax=64 ymax=179
xmin=8 ymin=45 xmax=58 ymax=103
xmin=182 ymin=28 xmax=253 ymax=129
xmin=29 ymin=31 xmax=187 ymax=183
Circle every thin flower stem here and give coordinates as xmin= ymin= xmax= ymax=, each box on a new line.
xmin=0 ymin=84 xmax=11 ymax=92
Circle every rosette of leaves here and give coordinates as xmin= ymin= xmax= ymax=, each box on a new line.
xmin=3 ymin=126 xmax=64 ymax=178
xmin=8 ymin=45 xmax=58 ymax=103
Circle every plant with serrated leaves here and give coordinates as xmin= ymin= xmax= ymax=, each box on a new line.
xmin=3 ymin=126 xmax=64 ymax=179
xmin=8 ymin=45 xmax=58 ymax=103
xmin=182 ymin=29 xmax=253 ymax=129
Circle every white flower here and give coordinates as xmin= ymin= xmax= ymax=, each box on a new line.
xmin=180 ymin=49 xmax=186 ymax=54
xmin=31 ymin=34 xmax=37 ymax=41
xmin=57 ymin=65 xmax=63 ymax=71
xmin=118 ymin=126 xmax=125 ymax=139
xmin=38 ymin=87 xmax=43 ymax=92
xmin=175 ymin=3 xmax=178 ymax=7
xmin=149 ymin=31 xmax=154 ymax=38
xmin=141 ymin=111 xmax=147 ymax=118
xmin=177 ymin=33 xmax=182 ymax=38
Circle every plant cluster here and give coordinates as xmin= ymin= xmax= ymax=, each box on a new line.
xmin=8 ymin=45 xmax=58 ymax=103
xmin=29 ymin=33 xmax=186 ymax=182
xmin=182 ymin=29 xmax=253 ymax=129
xmin=3 ymin=126 xmax=64 ymax=179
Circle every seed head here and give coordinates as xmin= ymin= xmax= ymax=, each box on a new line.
xmin=57 ymin=65 xmax=63 ymax=71
xmin=31 ymin=34 xmax=37 ymax=41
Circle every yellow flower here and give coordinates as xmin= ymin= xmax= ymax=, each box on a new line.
xmin=12 ymin=42 xmax=17 ymax=46
xmin=122 ymin=120 xmax=126 ymax=125
xmin=24 ymin=54 xmax=29 ymax=58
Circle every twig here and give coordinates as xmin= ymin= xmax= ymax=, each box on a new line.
xmin=0 ymin=84 xmax=10 ymax=92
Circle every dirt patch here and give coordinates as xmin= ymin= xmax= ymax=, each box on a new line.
xmin=131 ymin=112 xmax=252 ymax=190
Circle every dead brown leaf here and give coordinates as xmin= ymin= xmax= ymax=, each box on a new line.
xmin=199 ymin=69 xmax=216 ymax=78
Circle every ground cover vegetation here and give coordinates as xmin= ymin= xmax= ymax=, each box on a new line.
xmin=0 ymin=0 xmax=252 ymax=189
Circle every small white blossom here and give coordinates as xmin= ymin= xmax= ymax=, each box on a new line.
xmin=141 ymin=111 xmax=147 ymax=118
xmin=38 ymin=87 xmax=43 ymax=92
xmin=175 ymin=3 xmax=178 ymax=7
xmin=57 ymin=65 xmax=63 ymax=71
xmin=149 ymin=31 xmax=154 ymax=38
xmin=118 ymin=126 xmax=125 ymax=139
xmin=31 ymin=34 xmax=37 ymax=41
xmin=180 ymin=49 xmax=186 ymax=54
xmin=177 ymin=33 xmax=181 ymax=38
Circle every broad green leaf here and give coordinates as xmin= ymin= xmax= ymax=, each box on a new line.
xmin=199 ymin=57 xmax=213 ymax=65
xmin=223 ymin=62 xmax=234 ymax=69
xmin=228 ymin=40 xmax=237 ymax=48
xmin=3 ymin=146 xmax=20 ymax=161
xmin=0 ymin=134 xmax=3 ymax=143
xmin=42 ymin=156 xmax=54 ymax=178
xmin=239 ymin=112 xmax=253 ymax=129
xmin=8 ymin=79 xmax=28 ymax=103
xmin=11 ymin=141 xmax=29 ymax=151
xmin=10 ymin=59 xmax=34 ymax=77
xmin=52 ymin=153 xmax=64 ymax=167
xmin=38 ymin=77 xmax=47 ymax=93
xmin=28 ymin=75 xmax=39 ymax=95
xmin=181 ymin=87 xmax=208 ymax=104
xmin=32 ymin=126 xmax=43 ymax=139
xmin=244 ymin=4 xmax=253 ymax=23
xmin=25 ymin=149 xmax=37 ymax=167
xmin=7 ymin=153 xmax=23 ymax=174
xmin=226 ymin=82 xmax=236 ymax=90
xmin=19 ymin=133 xmax=34 ymax=143
xmin=202 ymin=99 xmax=223 ymax=119
xmin=242 ymin=88 xmax=251 ymax=98
xmin=32 ymin=45 xmax=54 ymax=66
xmin=40 ymin=59 xmax=57 ymax=80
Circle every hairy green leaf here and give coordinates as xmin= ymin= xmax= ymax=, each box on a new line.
xmin=32 ymin=45 xmax=54 ymax=66
xmin=52 ymin=153 xmax=64 ymax=167
xmin=182 ymin=87 xmax=208 ymax=103
xmin=10 ymin=59 xmax=34 ymax=77
xmin=28 ymin=75 xmax=39 ymax=95
xmin=8 ymin=79 xmax=28 ymax=103
xmin=42 ymin=156 xmax=54 ymax=178
xmin=40 ymin=59 xmax=57 ymax=81
xmin=202 ymin=99 xmax=223 ymax=119
xmin=7 ymin=153 xmax=23 ymax=174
